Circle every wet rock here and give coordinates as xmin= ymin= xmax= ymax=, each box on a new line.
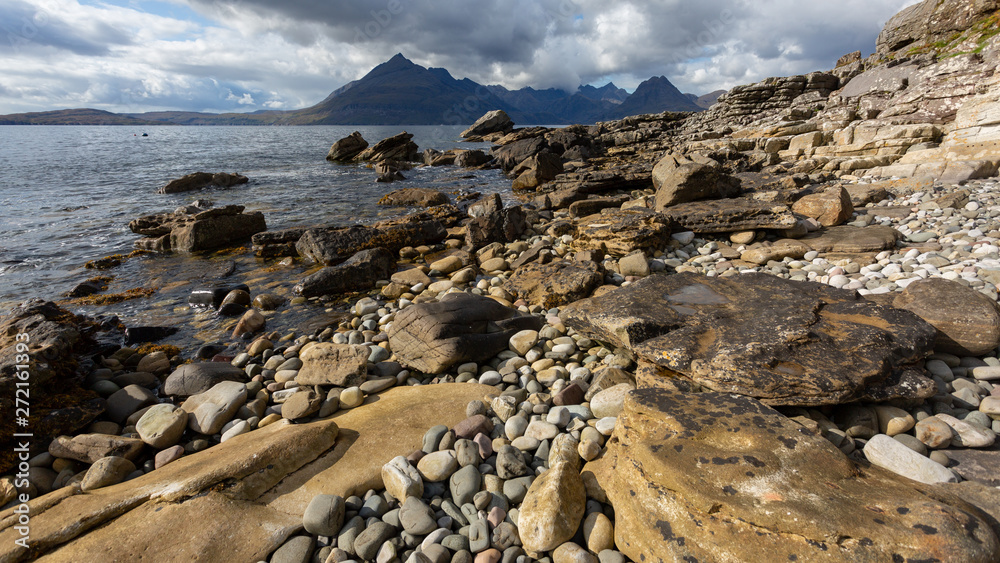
xmin=232 ymin=309 xmax=265 ymax=338
xmin=893 ymin=278 xmax=1000 ymax=356
xmin=561 ymin=272 xmax=936 ymax=406
xmin=123 ymin=326 xmax=179 ymax=345
xmin=327 ymin=131 xmax=369 ymax=162
xmin=379 ymin=188 xmax=450 ymax=207
xmin=129 ymin=205 xmax=266 ymax=252
xmin=163 ymin=362 xmax=246 ymax=397
xmin=356 ymin=131 xmax=419 ymax=162
xmin=294 ymin=247 xmax=396 ymax=298
xmin=159 ymin=172 xmax=248 ymax=194
xmin=295 ymin=343 xmax=369 ymax=387
xmin=590 ymin=389 xmax=999 ymax=563
xmin=504 ymin=260 xmax=603 ymax=310
xmin=388 ymin=293 xmax=543 ymax=374
xmin=573 ymin=209 xmax=672 ymax=256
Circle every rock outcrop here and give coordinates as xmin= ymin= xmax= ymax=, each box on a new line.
xmin=295 ymin=214 xmax=447 ymax=266
xmin=461 ymin=110 xmax=514 ymax=138
xmin=294 ymin=247 xmax=396 ymax=298
xmin=561 ymin=272 xmax=937 ymax=406
xmin=327 ymin=131 xmax=369 ymax=162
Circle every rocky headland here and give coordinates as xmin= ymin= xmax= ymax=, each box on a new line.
xmin=4 ymin=1 xmax=1000 ymax=562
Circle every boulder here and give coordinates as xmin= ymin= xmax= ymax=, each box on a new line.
xmin=295 ymin=343 xmax=369 ymax=387
xmin=378 ymin=188 xmax=450 ymax=207
xmin=461 ymin=110 xmax=514 ymax=138
xmin=561 ymin=272 xmax=937 ymax=407
xmin=129 ymin=205 xmax=266 ymax=252
xmin=159 ymin=172 xmax=248 ymax=194
xmin=652 ymin=153 xmax=722 ymax=209
xmin=295 ymin=215 xmax=446 ymax=266
xmin=590 ymin=389 xmax=999 ymax=563
xmin=163 ymin=362 xmax=247 ymax=397
xmin=327 ymin=132 xmax=369 ymax=162
xmin=504 ymin=260 xmax=603 ymax=309
xmin=511 ymin=151 xmax=564 ymax=191
xmin=181 ymin=381 xmax=248 ymax=435
xmin=355 ymin=131 xmax=419 ymax=162
xmin=422 ymin=148 xmax=456 ymax=166
xmin=465 ymin=198 xmax=527 ymax=250
xmin=573 ymin=208 xmax=672 ymax=257
xmin=455 ymin=150 xmax=491 ymax=168
xmin=493 ymin=137 xmax=546 ymax=172
xmin=894 ymin=278 xmax=1000 ymax=356
xmin=388 ymin=293 xmax=544 ymax=374
xmin=659 ymin=199 xmax=798 ymax=234
xmin=791 ymin=185 xmax=854 ymax=227
xmin=294 ymin=247 xmax=396 ymax=298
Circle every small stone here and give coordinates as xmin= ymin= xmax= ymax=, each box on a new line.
xmin=400 ymin=495 xmax=438 ymax=535
xmin=475 ymin=548 xmax=502 ymax=563
xmin=937 ymin=414 xmax=996 ymax=448
xmin=510 ymin=330 xmax=540 ymax=356
xmin=524 ymin=420 xmax=559 ymax=441
xmin=450 ymin=464 xmax=482 ymax=506
xmin=518 ymin=461 xmax=586 ymax=555
xmin=418 ymin=450 xmax=459 ymax=481
xmin=915 ymin=416 xmax=953 ymax=449
xmin=220 ymin=420 xmax=250 ymax=442
xmin=552 ymin=542 xmax=598 ymax=563
xmin=154 ymin=445 xmax=184 ymax=469
xmin=383 ymin=455 xmax=424 ymax=501
xmin=270 ymin=536 xmax=315 ymax=563
xmin=589 ymin=383 xmax=634 ymax=418
xmin=874 ymin=405 xmax=915 ymax=436
xmin=136 ymin=404 xmax=188 ymax=449
xmin=423 ymin=425 xmax=450 ymax=453
xmin=340 ymin=386 xmax=365 ymax=408
xmin=496 ymin=444 xmax=529 ymax=479
xmin=454 ymin=415 xmax=494 ymax=439
xmin=583 ymin=512 xmax=615 ymax=553
xmin=282 ymin=388 xmax=323 ymax=420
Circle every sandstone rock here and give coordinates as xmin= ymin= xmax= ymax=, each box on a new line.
xmin=863 ymin=434 xmax=957 ymax=484
xmin=159 ymin=172 xmax=248 ymax=194
xmin=740 ymin=239 xmax=811 ymax=264
xmin=590 ymin=389 xmax=999 ymax=563
xmin=163 ymin=362 xmax=246 ymax=397
xmin=383 ymin=455 xmax=424 ymax=502
xmin=518 ymin=461 xmax=586 ymax=556
xmin=388 ymin=293 xmax=543 ymax=374
xmin=893 ymin=278 xmax=1000 ymax=356
xmin=326 ymin=131 xmax=369 ymax=162
xmin=561 ymin=272 xmax=936 ymax=406
xmin=295 ymin=343 xmax=369 ymax=387
xmin=512 ymin=152 xmax=563 ymax=191
xmin=660 ymin=199 xmax=798 ymax=234
xmin=846 ymin=183 xmax=890 ymax=206
xmin=573 ymin=209 xmax=672 ymax=256
xmin=652 ymin=153 xmax=722 ymax=209
xmin=136 ymin=404 xmax=189 ymax=449
xmin=181 ymin=381 xmax=248 ymax=435
xmin=294 ymin=247 xmax=396 ymax=298
xmin=462 ymin=110 xmax=514 ymax=138
xmin=504 ymin=260 xmax=603 ymax=309
xmin=465 ymin=197 xmax=527 ymax=250
xmin=455 ymin=149 xmax=491 ymax=168
xmin=791 ymin=185 xmax=854 ymax=227
xmin=48 ymin=433 xmax=144 ymax=464
xmin=493 ymin=137 xmax=546 ymax=172
xmin=378 ymin=188 xmax=450 ymax=208
xmin=356 ymin=131 xmax=419 ymax=162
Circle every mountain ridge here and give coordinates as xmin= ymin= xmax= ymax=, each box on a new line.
xmin=0 ymin=54 xmax=705 ymax=126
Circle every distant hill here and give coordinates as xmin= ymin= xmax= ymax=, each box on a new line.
xmin=686 ymin=90 xmax=727 ymax=110
xmin=0 ymin=108 xmax=162 ymax=126
xmin=0 ymin=55 xmax=708 ymax=126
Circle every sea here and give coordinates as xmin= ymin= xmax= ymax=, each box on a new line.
xmin=0 ymin=125 xmax=510 ymax=351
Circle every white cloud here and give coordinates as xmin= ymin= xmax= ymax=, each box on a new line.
xmin=0 ymin=0 xmax=923 ymax=114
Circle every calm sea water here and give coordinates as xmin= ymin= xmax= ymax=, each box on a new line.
xmin=0 ymin=125 xmax=508 ymax=347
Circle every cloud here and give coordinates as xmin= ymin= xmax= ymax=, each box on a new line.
xmin=0 ymin=0 xmax=923 ymax=114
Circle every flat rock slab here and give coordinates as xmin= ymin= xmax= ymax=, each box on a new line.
xmin=1 ymin=383 xmax=493 ymax=563
xmin=503 ymin=260 xmax=603 ymax=310
xmin=659 ymin=198 xmax=798 ymax=233
xmin=560 ymin=272 xmax=936 ymax=406
xmin=941 ymin=447 xmax=1000 ymax=486
xmin=262 ymin=383 xmax=496 ymax=515
xmin=801 ymin=225 xmax=902 ymax=253
xmin=588 ymin=389 xmax=1000 ymax=563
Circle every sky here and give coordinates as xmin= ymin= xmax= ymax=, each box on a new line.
xmin=0 ymin=0 xmax=922 ymax=115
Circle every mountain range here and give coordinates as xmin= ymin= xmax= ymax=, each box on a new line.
xmin=0 ymin=54 xmax=721 ymax=126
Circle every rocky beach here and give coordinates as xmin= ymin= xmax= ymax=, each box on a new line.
xmin=5 ymin=1 xmax=1000 ymax=561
